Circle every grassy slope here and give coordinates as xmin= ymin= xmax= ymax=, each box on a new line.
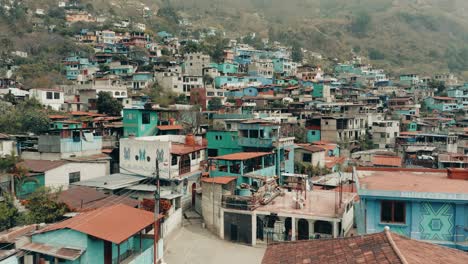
xmin=165 ymin=0 xmax=468 ymax=76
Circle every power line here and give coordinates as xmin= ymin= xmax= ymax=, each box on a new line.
xmin=0 ymin=176 xmax=155 ymax=254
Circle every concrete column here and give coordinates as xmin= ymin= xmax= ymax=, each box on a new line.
xmin=261 ymin=156 xmax=265 ymax=169
xmin=220 ymin=209 xmax=224 ymax=239
xmin=252 ymin=212 xmax=257 ymax=246
xmin=291 ymin=217 xmax=296 ymax=241
xmin=454 ymin=203 xmax=465 ymax=243
xmin=333 ymin=221 xmax=339 ymax=238
xmin=410 ymin=202 xmax=421 ymax=240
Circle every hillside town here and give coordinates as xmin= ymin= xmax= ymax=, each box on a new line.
xmin=0 ymin=1 xmax=467 ymax=264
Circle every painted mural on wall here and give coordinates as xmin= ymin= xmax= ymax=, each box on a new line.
xmin=120 ymin=139 xmax=172 ymax=177
xmin=419 ymin=202 xmax=454 ymax=241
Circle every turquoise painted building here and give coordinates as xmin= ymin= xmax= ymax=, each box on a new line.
xmin=123 ymin=108 xmax=180 ymax=137
xmin=213 ymin=63 xmax=239 ymax=75
xmin=207 ymin=131 xmax=243 ymax=157
xmin=355 ymin=168 xmax=468 ymax=251
xmin=209 ymin=121 xmax=295 ymax=186
xmin=424 ymin=97 xmax=461 ymax=112
xmin=306 ymin=130 xmax=321 ymax=143
xmin=26 ymin=204 xmax=161 ymax=264
xmin=123 ymin=108 xmax=159 ymax=137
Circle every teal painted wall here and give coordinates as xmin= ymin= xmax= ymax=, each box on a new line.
xmin=306 ymin=130 xmax=321 ymax=143
xmin=16 ymin=174 xmax=45 ymax=198
xmin=123 ymin=109 xmax=159 ymax=137
xmin=32 ymin=229 xmax=88 ymax=264
xmin=312 ymin=83 xmax=324 ymax=98
xmin=206 ymin=131 xmax=242 ymax=156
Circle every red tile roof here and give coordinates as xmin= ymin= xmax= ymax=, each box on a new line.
xmin=38 ymin=204 xmax=158 ymax=244
xmin=19 ymin=160 xmax=67 ymax=173
xmin=262 ymin=230 xmax=468 ymax=264
xmin=213 ymin=152 xmax=272 ymax=161
xmin=157 ymin=125 xmax=183 ymax=131
xmin=170 ymin=143 xmax=206 ymax=155
xmin=48 ymin=115 xmax=69 ymax=120
xmin=58 ymin=186 xmax=139 ymax=212
xmin=372 ymin=155 xmax=402 ymax=167
xmin=201 ymin=177 xmax=237 ymax=185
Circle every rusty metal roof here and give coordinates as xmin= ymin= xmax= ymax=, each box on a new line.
xmin=19 ymin=160 xmax=67 ymax=173
xmin=37 ymin=204 xmax=157 ymax=244
xmin=58 ymin=186 xmax=139 ymax=212
xmin=21 ymin=242 xmax=84 ymax=261
xmin=170 ymin=143 xmax=206 ymax=155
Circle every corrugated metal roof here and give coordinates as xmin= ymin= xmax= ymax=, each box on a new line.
xmin=213 ymin=152 xmax=272 ymax=161
xmin=201 ymin=177 xmax=237 ymax=185
xmin=37 ymin=204 xmax=157 ymax=244
xmin=19 ymin=160 xmax=67 ymax=173
xmin=72 ymin=174 xmax=145 ymax=190
xmin=21 ymin=242 xmax=84 ymax=261
xmin=58 ymin=186 xmax=139 ymax=212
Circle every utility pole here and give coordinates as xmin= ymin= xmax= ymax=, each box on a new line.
xmin=153 ymin=159 xmax=160 ymax=264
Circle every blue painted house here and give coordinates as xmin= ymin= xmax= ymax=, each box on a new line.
xmin=225 ymin=86 xmax=259 ymax=98
xmin=64 ymin=55 xmax=95 ymax=80
xmin=355 ymin=167 xmax=468 ymax=251
xmin=24 ymin=204 xmax=163 ymax=264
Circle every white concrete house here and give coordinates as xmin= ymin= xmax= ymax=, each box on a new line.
xmin=29 ymin=88 xmax=64 ymax=111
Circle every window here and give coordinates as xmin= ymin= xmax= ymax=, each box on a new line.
xmin=54 ymin=92 xmax=60 ymax=99
xmin=381 ymin=201 xmax=405 ymax=223
xmin=46 ymin=92 xmax=53 ymax=99
xmin=142 ymin=112 xmax=150 ymax=124
xmin=69 ymin=172 xmax=81 ymax=184
xmin=191 ymin=152 xmax=196 ymax=160
xmin=171 ymin=155 xmax=178 ymax=166
xmin=302 ymin=153 xmax=312 ymax=163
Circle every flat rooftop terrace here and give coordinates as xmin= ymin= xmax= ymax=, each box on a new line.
xmin=255 ymin=190 xmax=356 ymax=219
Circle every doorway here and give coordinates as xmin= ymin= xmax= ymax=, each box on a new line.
xmin=298 ymin=219 xmax=309 ymax=240
xmin=191 ymin=183 xmax=197 ymax=207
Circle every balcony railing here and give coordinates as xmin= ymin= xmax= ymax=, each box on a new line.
xmin=238 ymin=137 xmax=273 ymax=148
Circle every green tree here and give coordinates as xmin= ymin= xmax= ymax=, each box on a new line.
xmin=350 ymin=11 xmax=371 ymax=36
xmin=0 ymin=99 xmax=49 ymax=134
xmin=181 ymin=41 xmax=202 ymax=54
xmin=96 ymin=91 xmax=123 ymax=116
xmin=22 ymin=187 xmax=68 ymax=224
xmin=291 ymin=42 xmax=303 ymax=63
xmin=146 ymin=83 xmax=177 ymax=107
xmin=0 ymin=195 xmax=20 ymax=232
xmin=208 ymin=97 xmax=223 ymax=111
